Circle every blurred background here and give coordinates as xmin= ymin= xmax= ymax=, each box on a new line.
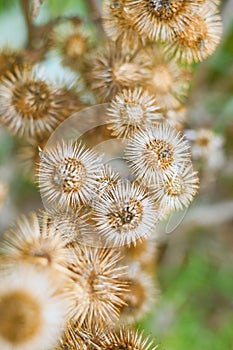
xmin=0 ymin=1 xmax=232 ymax=349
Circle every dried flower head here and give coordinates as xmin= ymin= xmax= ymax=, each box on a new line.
xmin=166 ymin=3 xmax=222 ymax=63
xmin=124 ymin=0 xmax=201 ymax=41
xmin=0 ymin=64 xmax=78 ymax=140
xmin=185 ymin=128 xmax=225 ymax=170
xmin=102 ymin=0 xmax=147 ymax=51
xmin=99 ymin=327 xmax=160 ymax=349
xmin=90 ymin=43 xmax=149 ymax=101
xmin=67 ymin=246 xmax=127 ymax=326
xmin=93 ymin=181 xmax=159 ymax=247
xmin=119 ymin=264 xmax=157 ymax=323
xmin=107 ymin=88 xmax=162 ymax=139
xmin=125 ymin=123 xmax=190 ymax=183
xmin=38 ymin=140 xmax=103 ymax=210
xmin=52 ymin=22 xmax=91 ymax=70
xmin=151 ymin=163 xmax=199 ymax=211
xmin=57 ymin=322 xmax=102 ymax=350
xmin=146 ymin=46 xmax=191 ymax=110
xmin=0 ymin=212 xmax=73 ymax=284
xmin=0 ymin=265 xmax=67 ymax=350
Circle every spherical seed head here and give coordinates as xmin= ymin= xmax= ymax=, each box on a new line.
xmin=151 ymin=163 xmax=199 ymax=211
xmin=124 ymin=0 xmax=202 ymax=41
xmin=166 ymin=3 xmax=222 ymax=63
xmin=119 ymin=264 xmax=157 ymax=323
xmin=52 ymin=22 xmax=91 ymax=70
xmin=0 ymin=64 xmax=78 ymax=140
xmin=0 ymin=212 xmax=73 ymax=284
xmin=125 ymin=122 xmax=190 ymax=183
xmin=107 ymin=88 xmax=162 ymax=139
xmin=186 ymin=128 xmax=225 ymax=170
xmin=146 ymin=46 xmax=191 ymax=110
xmin=0 ymin=265 xmax=67 ymax=350
xmin=66 ymin=246 xmax=128 ymax=326
xmin=38 ymin=140 xmax=103 ymax=210
xmin=90 ymin=44 xmax=150 ymax=101
xmin=58 ymin=322 xmax=102 ymax=350
xmin=93 ymin=181 xmax=159 ymax=247
xmin=99 ymin=327 xmax=160 ymax=350
xmin=103 ymin=0 xmax=147 ymax=51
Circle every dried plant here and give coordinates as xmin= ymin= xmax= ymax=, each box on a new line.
xmin=0 ymin=0 xmax=225 ymax=348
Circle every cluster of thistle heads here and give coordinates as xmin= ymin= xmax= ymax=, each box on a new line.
xmin=0 ymin=0 xmax=224 ymax=349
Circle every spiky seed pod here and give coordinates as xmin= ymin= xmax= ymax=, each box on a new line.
xmin=107 ymin=88 xmax=162 ymax=139
xmin=66 ymin=246 xmax=128 ymax=326
xmin=119 ymin=264 xmax=157 ymax=323
xmin=145 ymin=46 xmax=191 ymax=110
xmin=52 ymin=22 xmax=91 ymax=71
xmin=99 ymin=327 xmax=160 ymax=349
xmin=0 ymin=212 xmax=73 ymax=285
xmin=93 ymin=181 xmax=159 ymax=247
xmin=38 ymin=140 xmax=103 ymax=210
xmin=185 ymin=128 xmax=225 ymax=170
xmin=102 ymin=0 xmax=147 ymax=51
xmin=57 ymin=322 xmax=102 ymax=350
xmin=0 ymin=65 xmax=78 ymax=140
xmin=90 ymin=43 xmax=150 ymax=101
xmin=0 ymin=265 xmax=67 ymax=350
xmin=166 ymin=3 xmax=222 ymax=63
xmin=151 ymin=163 xmax=199 ymax=211
xmin=125 ymin=123 xmax=190 ymax=183
xmin=124 ymin=0 xmax=201 ymax=41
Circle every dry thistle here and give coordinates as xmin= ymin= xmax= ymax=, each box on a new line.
xmin=52 ymin=22 xmax=91 ymax=71
xmin=151 ymin=163 xmax=199 ymax=211
xmin=119 ymin=264 xmax=157 ymax=323
xmin=165 ymin=2 xmax=222 ymax=63
xmin=0 ymin=64 xmax=80 ymax=140
xmin=145 ymin=46 xmax=191 ymax=110
xmin=93 ymin=181 xmax=159 ymax=247
xmin=0 ymin=265 xmax=67 ymax=350
xmin=66 ymin=246 xmax=128 ymax=327
xmin=0 ymin=212 xmax=73 ymax=285
xmin=102 ymin=0 xmax=147 ymax=51
xmin=125 ymin=122 xmax=190 ymax=183
xmin=38 ymin=140 xmax=103 ymax=210
xmin=107 ymin=87 xmax=162 ymax=139
xmin=99 ymin=327 xmax=160 ymax=349
xmin=124 ymin=0 xmax=201 ymax=41
xmin=90 ymin=43 xmax=149 ymax=101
